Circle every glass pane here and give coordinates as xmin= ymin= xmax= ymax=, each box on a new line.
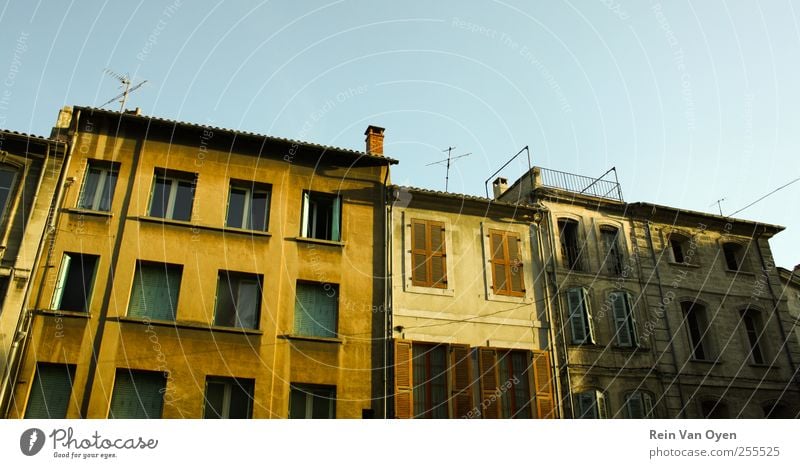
xmin=98 ymin=169 xmax=118 ymax=211
xmin=214 ymin=275 xmax=236 ymax=327
xmin=228 ymin=380 xmax=254 ymax=419
xmin=250 ymin=191 xmax=269 ymax=231
xmin=59 ymin=254 xmax=98 ymax=313
xmin=79 ymin=167 xmax=102 ymax=209
xmin=289 ymin=388 xmax=306 ymax=419
xmin=235 ymin=280 xmax=259 ymax=329
xmin=172 ymin=180 xmax=194 ymax=221
xmin=226 ymin=187 xmax=247 ymax=228
xmin=149 ymin=176 xmax=170 ymax=218
xmin=204 ymin=382 xmax=225 ymax=419
xmin=312 ymin=390 xmax=334 ymax=419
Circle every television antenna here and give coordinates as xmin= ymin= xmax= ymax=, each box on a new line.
xmin=709 ymin=197 xmax=726 ymax=216
xmin=100 ymin=69 xmax=147 ymax=112
xmin=426 ymin=146 xmax=471 ymax=192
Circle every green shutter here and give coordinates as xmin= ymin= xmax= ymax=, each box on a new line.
xmin=567 ymin=288 xmax=586 ymax=344
xmin=626 ymin=392 xmax=644 ymax=418
xmin=24 ymin=363 xmax=75 ymax=418
xmin=331 ymin=196 xmax=341 ymax=241
xmin=108 ymin=369 xmax=166 ymax=419
xmin=50 ymin=254 xmax=72 ymax=309
xmin=611 ymin=292 xmax=632 ymax=347
xmin=294 ymin=283 xmax=337 ymax=338
xmin=128 ymin=263 xmax=181 ymax=321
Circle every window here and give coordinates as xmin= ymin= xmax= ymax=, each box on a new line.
xmin=148 ymin=169 xmax=196 ymax=221
xmin=574 ymin=390 xmax=607 ymax=419
xmin=567 ymin=288 xmax=594 ymax=344
xmin=763 ymin=401 xmax=793 ymax=419
xmin=289 ymin=384 xmax=335 ymax=418
xmin=558 ymin=219 xmax=583 ymax=271
xmin=24 ymin=363 xmax=75 ymax=418
xmin=128 ymin=261 xmax=182 ymax=321
xmin=0 ymin=166 xmax=17 ymax=223
xmin=610 ymin=291 xmax=638 ymax=347
xmin=683 ymin=302 xmax=711 ymax=360
xmin=214 ymin=271 xmax=261 ymax=329
xmin=412 ymin=344 xmax=448 ymax=418
xmin=226 ymin=180 xmax=270 ymax=231
xmin=410 ymin=219 xmax=447 ymax=288
xmin=78 ymin=160 xmax=119 ymax=211
xmin=204 ymin=377 xmax=255 ymax=419
xmin=700 ymin=399 xmax=729 ymax=419
xmin=625 ymin=391 xmax=654 ymax=419
xmin=293 ymin=281 xmax=338 ymax=338
xmin=497 ymin=350 xmax=532 ymax=419
xmin=600 ymin=226 xmax=623 ymax=275
xmin=723 ymin=242 xmax=746 ymax=271
xmin=300 ymin=191 xmax=341 ymax=241
xmin=108 ymin=369 xmax=166 ymax=418
xmin=488 ymin=229 xmax=525 ymax=297
xmin=741 ymin=309 xmax=766 ymax=364
xmin=51 ymin=253 xmax=99 ymax=313
xmin=669 ymin=234 xmax=689 ymax=263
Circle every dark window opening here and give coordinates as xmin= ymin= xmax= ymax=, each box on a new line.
xmin=684 ymin=302 xmax=711 ymax=360
xmin=600 ymin=227 xmax=623 ymax=275
xmin=52 ymin=253 xmax=99 ymax=313
xmin=204 ymin=377 xmax=255 ymax=419
xmin=226 ymin=181 xmax=271 ymax=231
xmin=558 ymin=219 xmax=583 ymax=271
xmin=412 ymin=344 xmax=448 ymax=419
xmin=214 ymin=271 xmax=261 ymax=329
xmin=149 ymin=169 xmax=196 ymax=221
xmin=723 ymin=243 xmax=746 ymax=271
xmin=289 ymin=384 xmax=335 ymax=419
xmin=670 ymin=237 xmax=686 ymax=263
xmin=78 ymin=160 xmax=119 ymax=211
xmin=700 ymin=400 xmax=729 ymax=419
xmin=742 ymin=309 xmax=765 ymax=364
xmin=301 ymin=192 xmax=341 ymax=241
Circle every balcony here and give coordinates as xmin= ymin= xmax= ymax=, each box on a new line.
xmin=537 ymin=167 xmax=624 ymax=202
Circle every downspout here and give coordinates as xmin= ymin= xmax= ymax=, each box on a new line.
xmin=0 ymin=113 xmax=77 ymax=417
xmin=642 ymin=218 xmax=687 ymax=417
xmin=542 ymin=203 xmax=575 ymax=418
xmin=754 ymin=232 xmax=800 ymax=391
xmin=382 ymin=168 xmax=392 ymax=419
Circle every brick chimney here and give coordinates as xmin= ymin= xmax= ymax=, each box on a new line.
xmin=493 ymin=177 xmax=508 ymax=199
xmin=365 ymin=125 xmax=385 ymax=155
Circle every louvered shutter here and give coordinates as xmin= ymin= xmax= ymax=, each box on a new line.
xmin=108 ymin=370 xmax=165 ymax=419
xmin=596 ymin=391 xmax=608 ymax=419
xmin=51 ymin=254 xmax=72 ymax=309
xmin=478 ymin=348 xmax=499 ymax=419
xmin=294 ymin=283 xmax=316 ymax=336
xmin=627 ymin=293 xmax=639 ymax=346
xmin=489 ymin=232 xmax=508 ymax=294
xmin=508 ymin=234 xmax=525 ymax=295
xmin=429 ymin=222 xmax=447 ymax=288
xmin=24 ymin=364 xmax=75 ymax=418
xmin=411 ymin=220 xmax=429 ymax=286
xmin=567 ymin=288 xmax=587 ymax=344
xmin=331 ymin=196 xmax=341 ymax=241
xmin=394 ymin=340 xmax=413 ymax=418
xmin=642 ymin=392 xmax=654 ymax=418
xmin=583 ymin=288 xmax=595 ymax=344
xmin=128 ymin=263 xmax=180 ymax=321
xmin=626 ymin=392 xmax=644 ymax=418
xmin=316 ymin=286 xmax=338 ymax=337
xmin=531 ymin=350 xmax=555 ymax=418
xmin=450 ymin=344 xmax=472 ymax=418
xmin=611 ymin=292 xmax=632 ymax=346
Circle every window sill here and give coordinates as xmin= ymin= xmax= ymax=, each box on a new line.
xmin=404 ymin=282 xmax=455 ymax=297
xmin=668 ymin=261 xmax=700 ymax=268
xmin=724 ymin=269 xmax=755 ymax=276
xmin=131 ymin=216 xmax=272 ymax=238
xmin=132 ymin=216 xmax=195 ymax=228
xmin=280 ymin=334 xmax=343 ymax=344
xmin=485 ymin=290 xmax=530 ymax=304
xmin=689 ymin=358 xmax=721 ymax=365
xmin=35 ymin=309 xmax=91 ymax=319
xmin=748 ymin=362 xmax=779 ymax=370
xmin=291 ymin=237 xmax=345 ymax=247
xmin=63 ymin=207 xmax=113 ymax=218
xmin=112 ymin=316 xmax=263 ymax=335
xmin=219 ymin=226 xmax=272 ymax=237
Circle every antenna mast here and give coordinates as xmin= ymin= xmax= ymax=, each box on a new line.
xmin=426 ymin=146 xmax=471 ymax=192
xmin=101 ymin=69 xmax=147 ymax=112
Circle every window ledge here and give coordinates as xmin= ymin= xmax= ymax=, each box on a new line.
xmin=280 ymin=334 xmax=343 ymax=344
xmin=131 ymin=216 xmax=272 ymax=238
xmin=63 ymin=207 xmax=113 ymax=218
xmin=219 ymin=226 xmax=272 ymax=237
xmin=404 ymin=282 xmax=455 ymax=297
xmin=291 ymin=237 xmax=345 ymax=247
xmin=724 ymin=269 xmax=755 ymax=276
xmin=112 ymin=316 xmax=263 ymax=335
xmin=668 ymin=261 xmax=700 ymax=268
xmin=748 ymin=362 xmax=779 ymax=370
xmin=689 ymin=358 xmax=721 ymax=365
xmin=132 ymin=216 xmax=195 ymax=228
xmin=35 ymin=309 xmax=91 ymax=319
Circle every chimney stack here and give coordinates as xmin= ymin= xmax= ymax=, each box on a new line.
xmin=492 ymin=177 xmax=508 ymax=199
xmin=365 ymin=125 xmax=385 ymax=155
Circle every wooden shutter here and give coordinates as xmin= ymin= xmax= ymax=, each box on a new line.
xmin=489 ymin=231 xmax=508 ymax=295
xmin=108 ymin=370 xmax=166 ymax=419
xmin=394 ymin=340 xmax=413 ymax=418
xmin=611 ymin=292 xmax=632 ymax=346
xmin=450 ymin=344 xmax=472 ymax=418
xmin=567 ymin=288 xmax=587 ymax=344
xmin=410 ymin=220 xmax=430 ymax=286
xmin=429 ymin=221 xmax=447 ymax=288
xmin=478 ymin=348 xmax=499 ymax=419
xmin=627 ymin=293 xmax=639 ymax=346
xmin=24 ymin=363 xmax=75 ymax=418
xmin=531 ymin=350 xmax=555 ymax=419
xmin=507 ymin=234 xmax=525 ymax=295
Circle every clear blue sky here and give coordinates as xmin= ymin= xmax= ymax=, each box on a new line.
xmin=0 ymin=1 xmax=797 ymax=267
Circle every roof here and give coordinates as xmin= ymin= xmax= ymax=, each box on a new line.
xmin=0 ymin=128 xmax=61 ymax=144
xmin=627 ymin=202 xmax=785 ymax=234
xmin=72 ymin=106 xmax=398 ymax=165
xmin=394 ymin=185 xmax=542 ymax=212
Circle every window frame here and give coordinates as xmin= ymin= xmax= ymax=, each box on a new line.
xmin=557 ymin=218 xmax=584 ymax=271
xmin=599 ymin=225 xmax=624 ymax=276
xmin=741 ymin=308 xmax=766 ymax=365
xmin=225 ymin=180 xmax=271 ymax=231
xmin=722 ymin=242 xmax=748 ymax=272
xmin=148 ymin=168 xmax=196 ymax=221
xmin=574 ymin=389 xmax=607 ymax=419
xmin=410 ymin=218 xmax=448 ymax=289
xmin=300 ymin=190 xmax=342 ymax=241
xmin=213 ymin=270 xmax=262 ymax=330
xmin=50 ymin=252 xmax=100 ymax=313
xmin=77 ymin=160 xmax=120 ymax=212
xmin=624 ymin=390 xmax=654 ymax=419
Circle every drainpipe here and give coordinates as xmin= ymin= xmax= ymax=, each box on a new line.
xmin=382 ymin=170 xmax=392 ymax=419
xmin=0 ymin=111 xmax=78 ymax=417
xmin=642 ymin=218 xmax=687 ymax=417
xmin=754 ymin=232 xmax=800 ymax=391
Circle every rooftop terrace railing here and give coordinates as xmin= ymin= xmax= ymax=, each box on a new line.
xmin=538 ymin=166 xmax=623 ymax=202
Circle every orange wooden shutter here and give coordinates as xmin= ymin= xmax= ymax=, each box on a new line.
xmin=450 ymin=344 xmax=472 ymax=418
xmin=394 ymin=339 xmax=414 ymax=418
xmin=411 ymin=220 xmax=429 ymax=286
xmin=489 ymin=231 xmax=508 ymax=294
xmin=478 ymin=348 xmax=499 ymax=419
xmin=507 ymin=234 xmax=525 ymax=296
xmin=429 ymin=221 xmax=447 ymax=288
xmin=532 ymin=350 xmax=556 ymax=419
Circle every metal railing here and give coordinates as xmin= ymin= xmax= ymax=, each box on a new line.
xmin=538 ymin=166 xmax=623 ymax=202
